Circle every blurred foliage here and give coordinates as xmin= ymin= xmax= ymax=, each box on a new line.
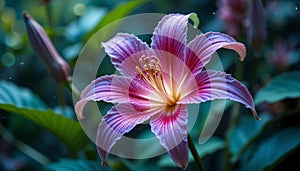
xmin=0 ymin=0 xmax=299 ymax=171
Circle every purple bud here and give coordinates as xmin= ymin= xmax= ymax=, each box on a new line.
xmin=247 ymin=0 xmax=267 ymax=49
xmin=23 ymin=11 xmax=70 ymax=83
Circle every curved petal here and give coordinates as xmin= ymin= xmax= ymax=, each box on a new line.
xmin=186 ymin=32 xmax=247 ymax=75
xmin=151 ymin=13 xmax=197 ymax=61
xmin=97 ymin=103 xmax=156 ymax=166
xmin=75 ymin=75 xmax=154 ymax=120
xmin=180 ymin=70 xmax=259 ymax=120
xmin=101 ymin=33 xmax=150 ymax=77
xmin=150 ymin=104 xmax=188 ymax=169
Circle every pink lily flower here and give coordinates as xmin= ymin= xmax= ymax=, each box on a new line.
xmin=75 ymin=13 xmax=259 ymax=169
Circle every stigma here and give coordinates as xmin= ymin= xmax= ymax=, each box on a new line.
xmin=135 ymin=55 xmax=179 ymax=109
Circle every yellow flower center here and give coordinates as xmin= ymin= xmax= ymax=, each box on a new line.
xmin=135 ymin=55 xmax=180 ymax=111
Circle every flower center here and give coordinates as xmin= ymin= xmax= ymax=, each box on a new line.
xmin=135 ymin=55 xmax=179 ymax=111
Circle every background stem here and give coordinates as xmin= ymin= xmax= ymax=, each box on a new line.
xmin=45 ymin=3 xmax=53 ymax=28
xmin=188 ymin=134 xmax=206 ymax=171
xmin=222 ymin=60 xmax=244 ymax=171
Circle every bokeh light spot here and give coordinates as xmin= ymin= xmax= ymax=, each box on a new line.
xmin=1 ymin=52 xmax=16 ymax=67
xmin=1 ymin=7 xmax=16 ymax=25
xmin=73 ymin=3 xmax=86 ymax=16
xmin=4 ymin=32 xmax=23 ymax=50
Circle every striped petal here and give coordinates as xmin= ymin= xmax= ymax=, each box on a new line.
xmin=97 ymin=103 xmax=156 ymax=166
xmin=186 ymin=32 xmax=246 ymax=75
xmin=180 ymin=70 xmax=259 ymax=120
xmin=75 ymin=75 xmax=153 ymax=120
xmin=101 ymin=33 xmax=151 ymax=77
xmin=151 ymin=13 xmax=198 ymax=61
xmin=150 ymin=104 xmax=188 ymax=169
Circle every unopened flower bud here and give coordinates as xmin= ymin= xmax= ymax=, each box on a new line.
xmin=247 ymin=0 xmax=267 ymax=50
xmin=23 ymin=11 xmax=70 ymax=83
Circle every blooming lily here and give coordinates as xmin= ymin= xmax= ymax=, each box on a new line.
xmin=75 ymin=13 xmax=259 ymax=169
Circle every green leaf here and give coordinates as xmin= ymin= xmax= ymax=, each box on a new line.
xmin=0 ymin=80 xmax=88 ymax=154
xmin=255 ymin=71 xmax=300 ymax=104
xmin=240 ymin=127 xmax=300 ymax=171
xmin=84 ymin=0 xmax=148 ymax=42
xmin=0 ymin=80 xmax=46 ymax=109
xmin=158 ymin=136 xmax=225 ymax=167
xmin=47 ymin=159 xmax=114 ymax=171
xmin=229 ymin=113 xmax=272 ymax=163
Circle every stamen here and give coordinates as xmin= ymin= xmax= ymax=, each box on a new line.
xmin=136 ymin=55 xmax=178 ymax=108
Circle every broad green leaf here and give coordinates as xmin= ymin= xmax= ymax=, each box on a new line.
xmin=241 ymin=127 xmax=300 ymax=171
xmin=84 ymin=0 xmax=148 ymax=42
xmin=0 ymin=80 xmax=88 ymax=154
xmin=0 ymin=80 xmax=46 ymax=109
xmin=53 ymin=105 xmax=76 ymax=119
xmin=255 ymin=71 xmax=300 ymax=104
xmin=158 ymin=136 xmax=225 ymax=167
xmin=229 ymin=113 xmax=272 ymax=163
xmin=47 ymin=159 xmax=114 ymax=171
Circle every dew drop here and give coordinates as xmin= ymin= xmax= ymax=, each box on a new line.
xmin=295 ymin=6 xmax=298 ymax=10
xmin=212 ymin=12 xmax=216 ymax=15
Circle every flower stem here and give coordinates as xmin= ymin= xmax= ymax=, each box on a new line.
xmin=66 ymin=79 xmax=80 ymax=100
xmin=57 ymin=83 xmax=66 ymax=108
xmin=222 ymin=60 xmax=244 ymax=171
xmin=45 ymin=2 xmax=53 ymax=28
xmin=188 ymin=134 xmax=206 ymax=171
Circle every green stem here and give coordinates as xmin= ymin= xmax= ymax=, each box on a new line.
xmin=188 ymin=134 xmax=206 ymax=171
xmin=250 ymin=51 xmax=261 ymax=92
xmin=45 ymin=3 xmax=53 ymax=28
xmin=222 ymin=60 xmax=244 ymax=171
xmin=57 ymin=83 xmax=66 ymax=109
xmin=66 ymin=79 xmax=80 ymax=100
xmin=0 ymin=123 xmax=50 ymax=165
xmin=222 ymin=104 xmax=240 ymax=171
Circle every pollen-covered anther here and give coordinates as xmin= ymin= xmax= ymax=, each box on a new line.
xmin=135 ymin=55 xmax=178 ymax=108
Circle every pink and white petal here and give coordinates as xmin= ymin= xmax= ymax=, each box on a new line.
xmin=97 ymin=103 xmax=156 ymax=166
xmin=151 ymin=13 xmax=197 ymax=60
xmin=150 ymin=104 xmax=189 ymax=169
xmin=186 ymin=32 xmax=247 ymax=75
xmin=148 ymin=49 xmax=195 ymax=99
xmin=101 ymin=33 xmax=150 ymax=77
xmin=180 ymin=70 xmax=259 ymax=120
xmin=75 ymin=75 xmax=154 ymax=120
